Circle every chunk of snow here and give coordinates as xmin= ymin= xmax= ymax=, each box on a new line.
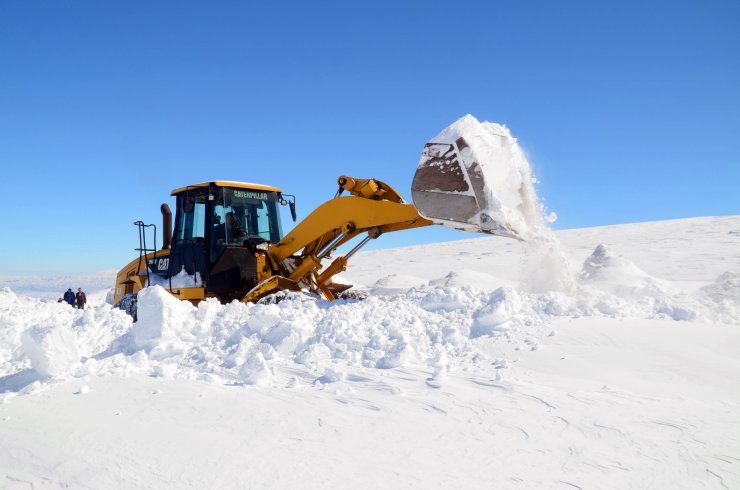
xmin=240 ymin=352 xmax=272 ymax=386
xmin=472 ymin=287 xmax=522 ymax=337
xmin=21 ymin=325 xmax=79 ymax=377
xmin=133 ymin=286 xmax=197 ymax=351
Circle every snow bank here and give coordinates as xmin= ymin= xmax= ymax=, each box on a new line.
xmin=581 ymin=244 xmax=657 ymax=288
xmin=1 ymin=213 xmax=738 ymax=395
xmin=21 ymin=326 xmax=79 ymax=377
xmin=133 ymin=285 xmax=198 ymax=353
xmin=428 ymin=269 xmax=502 ymax=289
xmin=3 ymin=254 xmax=737 ymax=393
xmin=471 ymin=287 xmax=522 ymax=337
xmin=699 ymin=271 xmax=740 ymax=324
xmin=0 ymin=290 xmax=133 ymax=383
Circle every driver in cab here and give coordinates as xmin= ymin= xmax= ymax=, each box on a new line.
xmin=215 ymin=211 xmax=246 ymax=245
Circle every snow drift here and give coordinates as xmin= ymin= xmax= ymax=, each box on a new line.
xmin=1 ymin=253 xmax=737 ymax=392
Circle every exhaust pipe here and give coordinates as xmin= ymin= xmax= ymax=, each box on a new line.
xmin=161 ymin=203 xmax=172 ymax=250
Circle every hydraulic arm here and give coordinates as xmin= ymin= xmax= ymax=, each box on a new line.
xmin=244 ymin=176 xmax=433 ymax=301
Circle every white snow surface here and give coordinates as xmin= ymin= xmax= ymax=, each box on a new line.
xmin=0 ymin=269 xmax=116 ymax=303
xmin=1 ymin=215 xmax=739 ymax=488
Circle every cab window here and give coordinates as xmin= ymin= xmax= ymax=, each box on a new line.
xmin=176 ymin=193 xmax=206 ymax=242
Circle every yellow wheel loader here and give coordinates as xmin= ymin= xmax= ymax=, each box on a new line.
xmin=113 ymin=136 xmax=517 ymax=314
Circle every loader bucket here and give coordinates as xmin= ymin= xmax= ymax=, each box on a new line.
xmin=411 ymin=136 xmax=524 ymax=240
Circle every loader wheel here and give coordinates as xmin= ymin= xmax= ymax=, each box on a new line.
xmin=335 ymin=289 xmax=369 ymax=301
xmin=255 ymin=290 xmax=304 ymax=305
xmin=115 ymin=293 xmax=138 ymax=322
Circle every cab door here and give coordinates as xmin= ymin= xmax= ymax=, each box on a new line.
xmin=169 ymin=190 xmax=207 ymax=283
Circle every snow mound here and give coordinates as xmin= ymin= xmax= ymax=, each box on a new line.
xmin=1 ymin=266 xmax=738 ymax=393
xmin=428 ymin=270 xmax=502 ymax=289
xmin=240 ymin=352 xmax=273 ymax=386
xmin=699 ymin=272 xmax=740 ymax=324
xmin=580 ymin=243 xmax=668 ymax=297
xmin=371 ymin=274 xmax=427 ymax=295
xmin=701 ymin=271 xmax=740 ymax=305
xmin=1 ymin=293 xmax=133 ymax=386
xmin=1 ymin=215 xmax=738 ymax=395
xmin=133 ymin=285 xmax=198 ymax=353
xmin=582 ymin=244 xmax=654 ymax=286
xmin=570 ymin=244 xmax=728 ymax=321
xmin=471 ymin=287 xmax=522 ymax=338
xmin=21 ymin=326 xmax=79 ymax=377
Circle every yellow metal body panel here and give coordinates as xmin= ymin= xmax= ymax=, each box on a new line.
xmin=269 ymin=196 xmax=431 ymax=262
xmin=255 ymin=254 xmax=271 ymax=284
xmin=167 ymin=287 xmax=206 ymax=302
xmin=337 ymin=176 xmax=405 ymax=203
xmin=113 ymin=249 xmax=172 ymax=304
xmin=113 ymin=248 xmax=209 ymax=306
xmin=170 ymin=181 xmax=282 ymax=196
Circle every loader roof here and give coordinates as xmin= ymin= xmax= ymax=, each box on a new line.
xmin=171 ymin=181 xmax=282 ymax=196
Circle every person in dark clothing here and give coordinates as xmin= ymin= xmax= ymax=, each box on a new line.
xmin=214 ymin=212 xmax=246 ymax=245
xmin=75 ymin=288 xmax=87 ymax=310
xmin=63 ymin=288 xmax=75 ymax=306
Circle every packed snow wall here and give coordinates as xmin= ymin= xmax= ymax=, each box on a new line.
xmin=1 ymin=257 xmax=737 ymax=394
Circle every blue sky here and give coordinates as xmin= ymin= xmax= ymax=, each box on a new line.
xmin=1 ymin=0 xmax=738 ymax=275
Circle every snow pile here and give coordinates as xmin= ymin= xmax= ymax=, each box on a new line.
xmin=21 ymin=326 xmax=79 ymax=377
xmin=0 ymin=289 xmax=133 ymax=385
xmin=239 ymin=352 xmax=273 ymax=386
xmin=133 ymin=285 xmax=198 ymax=352
xmin=470 ymin=286 xmax=523 ymax=337
xmin=1 ymin=215 xmax=738 ymax=395
xmin=0 ymin=284 xmax=476 ymax=387
xmin=371 ymin=273 xmax=427 ymax=295
xmin=580 ymin=243 xmax=668 ymax=296
xmin=699 ymin=271 xmax=740 ymax=324
xmin=428 ymin=270 xmax=502 ymax=289
xmin=3 ymin=256 xmax=737 ymax=393
xmin=123 ymin=285 xmax=475 ymax=379
xmin=568 ymin=244 xmax=740 ymax=322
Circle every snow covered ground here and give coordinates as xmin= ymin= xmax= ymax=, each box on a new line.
xmin=0 ymin=215 xmax=738 ymax=489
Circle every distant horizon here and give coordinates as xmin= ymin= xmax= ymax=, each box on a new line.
xmin=1 ymin=213 xmax=736 ymax=281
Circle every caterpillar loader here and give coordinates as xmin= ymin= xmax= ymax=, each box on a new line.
xmin=113 ymin=136 xmax=517 ymax=312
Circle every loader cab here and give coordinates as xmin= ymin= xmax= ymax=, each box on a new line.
xmin=168 ymin=181 xmax=287 ymax=301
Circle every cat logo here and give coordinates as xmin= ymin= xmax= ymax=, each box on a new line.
xmin=149 ymin=257 xmax=169 ymax=270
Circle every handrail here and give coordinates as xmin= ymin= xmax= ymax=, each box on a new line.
xmin=133 ymin=221 xmax=157 ymax=287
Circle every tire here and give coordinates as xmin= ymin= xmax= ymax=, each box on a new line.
xmin=115 ymin=293 xmax=138 ymax=322
xmin=335 ymin=289 xmax=369 ymax=300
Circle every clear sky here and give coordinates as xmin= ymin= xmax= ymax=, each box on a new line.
xmin=1 ymin=0 xmax=738 ymax=275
